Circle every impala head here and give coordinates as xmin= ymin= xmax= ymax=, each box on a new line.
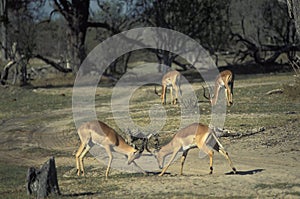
xmin=149 ymin=144 xmax=164 ymax=169
xmin=127 ymin=148 xmax=143 ymax=164
xmin=202 ymin=85 xmax=233 ymax=107
xmin=153 ymin=149 xmax=164 ymax=169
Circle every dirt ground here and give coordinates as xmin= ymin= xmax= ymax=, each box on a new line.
xmin=0 ymin=72 xmax=299 ymax=198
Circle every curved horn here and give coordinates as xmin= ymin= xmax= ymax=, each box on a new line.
xmin=143 ymin=133 xmax=161 ymax=154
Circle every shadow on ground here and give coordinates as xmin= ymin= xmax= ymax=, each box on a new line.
xmin=226 ymin=169 xmax=265 ymax=175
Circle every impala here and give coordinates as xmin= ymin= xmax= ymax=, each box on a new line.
xmin=203 ymin=70 xmax=234 ymax=106
xmin=75 ymin=120 xmax=145 ymax=179
xmin=152 ymin=123 xmax=236 ymax=176
xmin=155 ymin=70 xmax=182 ymax=105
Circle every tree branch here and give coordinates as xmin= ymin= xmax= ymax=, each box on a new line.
xmin=53 ymin=0 xmax=73 ymax=23
xmin=87 ymin=21 xmax=111 ymax=29
xmin=34 ymin=54 xmax=72 ymax=73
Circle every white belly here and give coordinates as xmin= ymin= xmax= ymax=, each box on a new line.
xmin=182 ymin=143 xmax=197 ymax=151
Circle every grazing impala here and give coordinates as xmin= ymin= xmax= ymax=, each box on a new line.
xmin=75 ymin=120 xmax=145 ymax=179
xmin=156 ymin=70 xmax=182 ymax=105
xmin=152 ymin=123 xmax=236 ymax=176
xmin=203 ymin=70 xmax=234 ymax=106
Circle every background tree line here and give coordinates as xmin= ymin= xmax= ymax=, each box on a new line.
xmin=0 ymin=0 xmax=299 ymax=85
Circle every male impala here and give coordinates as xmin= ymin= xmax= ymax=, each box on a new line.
xmin=75 ymin=120 xmax=145 ymax=179
xmin=153 ymin=123 xmax=236 ymax=176
xmin=157 ymin=70 xmax=182 ymax=105
xmin=203 ymin=70 xmax=234 ymax=106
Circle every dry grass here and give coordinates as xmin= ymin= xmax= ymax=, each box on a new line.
xmin=0 ymin=71 xmax=299 ymax=198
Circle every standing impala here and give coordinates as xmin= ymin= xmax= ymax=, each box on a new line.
xmin=156 ymin=70 xmax=182 ymax=105
xmin=203 ymin=70 xmax=234 ymax=106
xmin=153 ymin=123 xmax=236 ymax=176
xmin=75 ymin=120 xmax=145 ymax=179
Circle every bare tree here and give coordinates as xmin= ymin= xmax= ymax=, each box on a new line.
xmin=230 ymin=0 xmax=300 ymax=66
xmin=50 ymin=0 xmax=147 ymax=74
xmin=0 ymin=0 xmax=45 ymax=85
xmin=92 ymin=0 xmax=149 ymax=75
xmin=0 ymin=0 xmax=8 ymax=60
xmin=287 ymin=0 xmax=300 ymax=37
xmin=142 ymin=0 xmax=231 ymax=71
xmin=51 ymin=0 xmax=111 ymax=73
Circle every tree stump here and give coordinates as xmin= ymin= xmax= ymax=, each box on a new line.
xmin=26 ymin=157 xmax=61 ymax=198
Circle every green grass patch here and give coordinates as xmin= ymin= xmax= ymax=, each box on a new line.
xmin=0 ymin=72 xmax=299 ymax=198
xmin=0 ymin=87 xmax=71 ymax=119
xmin=0 ymin=162 xmax=28 ymax=198
xmin=22 ymin=147 xmax=70 ymax=157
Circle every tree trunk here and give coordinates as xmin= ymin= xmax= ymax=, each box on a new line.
xmin=0 ymin=0 xmax=8 ymax=60
xmin=65 ymin=1 xmax=89 ymax=73
xmin=67 ymin=25 xmax=87 ymax=73
xmin=0 ymin=42 xmax=29 ymax=86
xmin=155 ymin=50 xmax=173 ymax=74
xmin=54 ymin=0 xmax=115 ymax=74
xmin=123 ymin=52 xmax=132 ymax=74
xmin=0 ymin=60 xmax=15 ymax=85
xmin=26 ymin=157 xmax=61 ymax=198
xmin=161 ymin=51 xmax=176 ymax=74
xmin=20 ymin=58 xmax=28 ymax=85
xmin=288 ymin=0 xmax=300 ymax=36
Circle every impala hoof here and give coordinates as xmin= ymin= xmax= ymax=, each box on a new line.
xmin=233 ymin=167 xmax=237 ymax=174
xmin=209 ymin=166 xmax=213 ymax=174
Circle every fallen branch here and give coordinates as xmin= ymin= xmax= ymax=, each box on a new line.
xmin=220 ymin=127 xmax=266 ymax=139
xmin=34 ymin=54 xmax=72 ymax=73
xmin=266 ymin=89 xmax=283 ymax=95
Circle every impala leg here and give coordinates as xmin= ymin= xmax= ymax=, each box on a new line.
xmin=79 ymin=144 xmax=91 ymax=176
xmin=180 ymin=150 xmax=189 ymax=175
xmin=219 ymin=148 xmax=236 ymax=173
xmin=132 ymin=161 xmax=146 ymax=175
xmin=204 ymin=148 xmax=214 ymax=174
xmin=75 ymin=142 xmax=86 ymax=176
xmin=179 ymin=85 xmax=182 ymax=96
xmin=224 ymin=84 xmax=232 ymax=106
xmin=159 ymin=148 xmax=180 ymax=176
xmin=161 ymin=85 xmax=166 ymax=104
xmin=105 ymin=146 xmax=113 ymax=179
xmin=198 ymin=143 xmax=214 ymax=174
xmin=173 ymin=85 xmax=179 ymax=105
xmin=224 ymin=88 xmax=229 ymax=106
xmin=208 ymin=150 xmax=214 ymax=174
xmin=170 ymin=87 xmax=174 ymax=104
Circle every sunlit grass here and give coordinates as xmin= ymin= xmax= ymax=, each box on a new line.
xmin=0 ymin=72 xmax=299 ymax=198
xmin=0 ymin=162 xmax=27 ymax=199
